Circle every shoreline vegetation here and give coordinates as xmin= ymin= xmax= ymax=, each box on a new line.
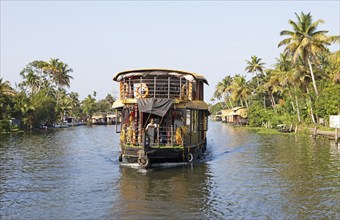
xmin=209 ymin=12 xmax=339 ymax=142
xmin=0 ymin=58 xmax=116 ymax=133
xmin=1 ymin=12 xmax=339 ymax=141
xmin=242 ymin=125 xmax=338 ymax=142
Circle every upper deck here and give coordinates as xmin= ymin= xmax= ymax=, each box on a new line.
xmin=113 ymin=68 xmax=208 ymax=101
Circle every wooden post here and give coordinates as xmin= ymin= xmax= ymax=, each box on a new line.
xmin=171 ymin=125 xmax=173 ymax=146
xmin=168 ymin=77 xmax=170 ymax=98
xmin=313 ymin=126 xmax=317 ymax=139
xmin=154 ymin=77 xmax=156 ymax=97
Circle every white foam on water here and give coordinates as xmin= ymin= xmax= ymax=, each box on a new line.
xmin=119 ymin=162 xmax=140 ymax=168
xmin=119 ymin=161 xmax=192 ymax=170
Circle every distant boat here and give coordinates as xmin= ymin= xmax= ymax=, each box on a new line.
xmin=214 ymin=111 xmax=222 ymax=121
xmin=53 ymin=123 xmax=70 ymax=128
xmin=92 ymin=113 xmax=107 ymax=125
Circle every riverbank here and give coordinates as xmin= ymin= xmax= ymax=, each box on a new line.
xmin=238 ymin=125 xmax=339 ymax=143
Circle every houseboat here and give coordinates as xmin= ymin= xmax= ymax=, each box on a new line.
xmin=224 ymin=107 xmax=248 ymax=125
xmin=214 ymin=111 xmax=223 ymax=121
xmin=112 ymin=68 xmax=209 ymax=168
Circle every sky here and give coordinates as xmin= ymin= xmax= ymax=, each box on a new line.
xmin=1 ymin=1 xmax=339 ymax=103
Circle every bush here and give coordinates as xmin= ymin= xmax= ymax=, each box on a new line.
xmin=0 ymin=120 xmax=11 ymax=132
xmin=248 ymin=101 xmax=296 ymax=128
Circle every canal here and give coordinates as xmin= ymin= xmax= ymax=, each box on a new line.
xmin=0 ymin=120 xmax=339 ymax=219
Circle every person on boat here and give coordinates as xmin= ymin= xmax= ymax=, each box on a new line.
xmin=146 ymin=118 xmax=158 ymax=144
xmin=146 ymin=118 xmax=158 ymax=130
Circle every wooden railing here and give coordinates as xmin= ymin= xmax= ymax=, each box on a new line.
xmin=119 ymin=76 xmax=194 ymax=100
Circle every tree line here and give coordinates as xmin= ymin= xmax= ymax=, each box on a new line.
xmin=210 ymin=12 xmax=339 ymax=127
xmin=0 ymin=58 xmax=115 ymax=131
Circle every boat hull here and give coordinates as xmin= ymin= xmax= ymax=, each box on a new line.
xmin=119 ymin=143 xmax=206 ymax=166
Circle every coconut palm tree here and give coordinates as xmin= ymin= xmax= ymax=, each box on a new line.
xmin=229 ymin=75 xmax=250 ymax=107
xmin=44 ymin=58 xmax=73 ymax=90
xmin=68 ymin=92 xmax=81 ymax=120
xmin=0 ymin=78 xmax=16 ymax=97
xmin=212 ymin=75 xmax=234 ymax=108
xmin=43 ymin=58 xmax=73 ymax=112
xmin=278 ymin=12 xmax=335 ymax=96
xmin=264 ymin=70 xmax=283 ymax=109
xmin=58 ymin=90 xmax=72 ymax=122
xmin=82 ymin=94 xmax=97 ymax=121
xmin=20 ymin=69 xmax=41 ymax=94
xmin=245 ymin=55 xmax=266 ymax=85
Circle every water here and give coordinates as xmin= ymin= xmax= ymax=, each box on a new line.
xmin=1 ymin=121 xmax=339 ymax=219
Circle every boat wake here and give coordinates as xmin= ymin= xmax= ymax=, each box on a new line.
xmin=203 ymin=145 xmax=245 ymax=162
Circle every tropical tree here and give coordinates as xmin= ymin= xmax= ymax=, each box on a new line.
xmin=43 ymin=58 xmax=73 ymax=110
xmin=13 ymin=92 xmax=35 ymax=130
xmin=245 ymin=55 xmax=266 ymax=85
xmin=0 ymin=78 xmax=16 ymax=121
xmin=264 ymin=70 xmax=283 ymax=109
xmin=0 ymin=78 xmax=16 ymax=97
xmin=211 ymin=75 xmax=234 ymax=108
xmin=19 ymin=69 xmax=42 ymax=94
xmin=68 ymin=92 xmax=81 ymax=120
xmin=82 ymin=94 xmax=97 ymax=121
xmin=229 ymin=75 xmax=251 ymax=107
xmin=273 ymin=53 xmax=302 ymax=121
xmin=278 ymin=12 xmax=336 ymax=96
xmin=57 ymin=89 xmax=72 ymax=122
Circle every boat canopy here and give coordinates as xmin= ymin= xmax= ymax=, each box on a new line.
xmin=113 ymin=68 xmax=209 ymax=85
xmin=112 ymin=100 xmax=124 ymax=109
xmin=137 ymin=98 xmax=173 ymax=117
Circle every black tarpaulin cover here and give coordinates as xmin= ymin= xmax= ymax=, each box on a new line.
xmin=137 ymin=98 xmax=173 ymax=117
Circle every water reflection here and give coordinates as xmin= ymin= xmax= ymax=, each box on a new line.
xmin=112 ymin=163 xmax=216 ymax=219
xmin=255 ymin=133 xmax=340 ymax=219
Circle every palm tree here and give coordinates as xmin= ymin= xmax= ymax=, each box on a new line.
xmin=44 ymin=58 xmax=73 ymax=90
xmin=58 ymin=90 xmax=72 ymax=122
xmin=264 ymin=70 xmax=283 ymax=109
xmin=104 ymin=94 xmax=115 ymax=108
xmin=272 ymin=53 xmax=300 ymax=120
xmin=43 ymin=58 xmax=73 ymax=112
xmin=245 ymin=55 xmax=266 ymax=85
xmin=82 ymin=94 xmax=97 ymax=120
xmin=275 ymin=53 xmax=292 ymax=72
xmin=212 ymin=75 xmax=234 ymax=108
xmin=278 ymin=12 xmax=334 ymax=96
xmin=69 ymin=92 xmax=81 ymax=119
xmin=20 ymin=69 xmax=41 ymax=94
xmin=229 ymin=75 xmax=250 ymax=107
xmin=0 ymin=78 xmax=16 ymax=97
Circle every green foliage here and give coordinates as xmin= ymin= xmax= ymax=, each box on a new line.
xmin=31 ymin=91 xmax=56 ymax=127
xmin=315 ymin=84 xmax=340 ymax=117
xmin=248 ymin=101 xmax=271 ymax=126
xmin=209 ymin=102 xmax=225 ymax=116
xmin=82 ymin=94 xmax=97 ymax=118
xmin=96 ymin=94 xmax=115 ymax=113
xmin=248 ymin=101 xmax=295 ymax=127
xmin=211 ymin=12 xmax=338 ymax=128
xmin=0 ymin=120 xmax=11 ymax=132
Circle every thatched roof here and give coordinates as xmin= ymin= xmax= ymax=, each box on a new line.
xmin=221 ymin=107 xmax=248 ymax=118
